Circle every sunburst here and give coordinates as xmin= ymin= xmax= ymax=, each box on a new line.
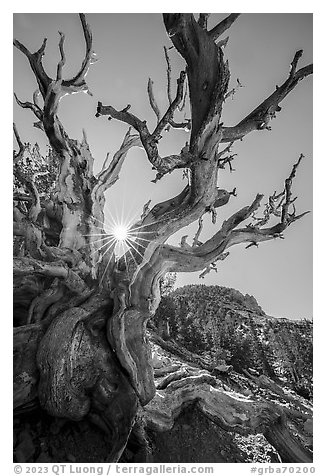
xmin=83 ymin=202 xmax=162 ymax=285
xmin=113 ymin=224 xmax=129 ymax=242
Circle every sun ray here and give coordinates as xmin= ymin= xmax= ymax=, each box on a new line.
xmin=90 ymin=235 xmax=116 ymax=256
xmin=99 ymin=252 xmax=114 ymax=286
xmin=130 ymin=235 xmax=152 ymax=243
xmin=98 ymin=241 xmax=116 ymax=286
xmin=127 ymin=236 xmax=148 ymax=251
xmin=128 ymin=216 xmax=166 ymax=233
xmin=82 ymin=232 xmax=110 ymax=237
xmin=129 ymin=234 xmax=161 ymax=246
xmin=88 ymin=235 xmax=115 ymax=246
xmin=122 ymin=244 xmax=132 ymax=281
xmin=125 ymin=246 xmax=139 ymax=268
xmin=125 ymin=238 xmax=146 ymax=262
xmin=77 ymin=234 xmax=114 ymax=251
xmin=84 ymin=211 xmax=108 ymax=229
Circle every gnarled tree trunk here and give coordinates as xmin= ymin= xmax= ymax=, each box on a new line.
xmin=14 ymin=13 xmax=312 ymax=462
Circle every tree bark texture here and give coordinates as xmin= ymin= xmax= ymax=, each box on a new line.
xmin=13 ymin=13 xmax=312 ymax=462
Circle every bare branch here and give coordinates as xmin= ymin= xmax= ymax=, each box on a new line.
xmin=61 ymin=13 xmax=97 ymax=94
xmin=225 ymin=156 xmax=309 ymax=247
xmin=168 ymin=118 xmax=191 ymax=130
xmin=14 ymin=14 xmax=97 ymax=157
xmin=224 ymin=77 xmax=244 ymax=101
xmin=193 ymin=215 xmax=204 ymax=246
xmin=162 ymin=46 xmax=190 ymax=129
xmin=147 ymin=78 xmax=161 ymax=123
xmin=33 ymin=89 xmax=42 ymax=109
xmin=290 ymin=50 xmax=303 ymax=78
xmin=180 ymin=235 xmax=192 ymax=250
xmin=154 ymin=164 xmax=305 ymax=277
xmin=245 ymin=241 xmax=259 ymax=250
xmin=13 ymin=37 xmax=51 ymax=98
xmin=96 ymin=97 xmax=194 ymax=181
xmin=281 ymin=154 xmax=305 ymax=224
xmin=199 ymin=252 xmax=229 ymax=278
xmin=199 ymin=262 xmax=218 ymax=278
xmin=163 ymin=46 xmax=173 ymax=105
xmin=222 ymin=53 xmax=312 ymax=142
xmin=140 ymin=200 xmax=152 ymax=221
xmin=217 ymin=142 xmax=237 ymax=172
xmin=96 ymin=102 xmax=150 ymax=137
xmin=152 ymin=70 xmax=187 ymax=140
xmin=95 ymin=128 xmax=142 ymax=193
xmin=198 ymin=14 xmax=210 ymax=30
xmin=208 ymin=14 xmax=241 ymax=41
xmin=13 ymin=123 xmax=25 ymax=162
xmin=178 ymin=78 xmax=188 ymax=112
xmin=14 ymin=93 xmax=43 ymax=120
xmin=216 ymin=36 xmax=229 ymax=49
xmin=56 ymin=32 xmax=66 ymax=80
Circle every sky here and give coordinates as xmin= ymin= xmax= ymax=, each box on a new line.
xmin=13 ymin=13 xmax=313 ymax=320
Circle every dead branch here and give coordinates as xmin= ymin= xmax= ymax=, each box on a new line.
xmin=178 ymin=79 xmax=188 ymax=113
xmin=14 ymin=93 xmax=43 ymax=121
xmin=95 ymin=128 xmax=142 ymax=194
xmin=147 ymin=78 xmax=161 ymax=123
xmin=96 ymin=99 xmax=193 ymax=181
xmin=13 ymin=37 xmax=50 ymax=98
xmin=180 ymin=235 xmax=192 ymax=250
xmin=198 ymin=14 xmax=210 ymax=30
xmin=208 ymin=14 xmax=241 ymax=41
xmin=281 ymin=154 xmax=305 ymax=224
xmin=157 ymin=194 xmax=263 ymax=274
xmin=245 ymin=242 xmax=259 ymax=250
xmin=13 ymin=125 xmax=42 ymax=223
xmin=193 ymin=215 xmax=204 ymax=246
xmin=164 ymin=46 xmax=173 ymax=105
xmin=224 ymin=77 xmax=244 ymax=101
xmin=216 ymin=36 xmax=229 ymax=49
xmin=199 ymin=252 xmax=229 ymax=278
xmin=14 ymin=13 xmax=97 ymax=152
xmin=56 ymin=32 xmax=66 ymax=80
xmin=13 ymin=123 xmax=26 ymax=163
xmin=151 ymin=70 xmax=187 ymax=139
xmin=199 ymin=262 xmax=218 ymax=278
xmin=140 ymin=200 xmax=152 ymax=221
xmin=60 ymin=14 xmax=97 ymax=95
xmin=221 ymin=52 xmax=312 ymax=142
xmin=155 ymin=163 xmax=306 ymax=276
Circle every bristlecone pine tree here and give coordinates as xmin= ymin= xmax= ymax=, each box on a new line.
xmin=14 ymin=14 xmax=312 ymax=462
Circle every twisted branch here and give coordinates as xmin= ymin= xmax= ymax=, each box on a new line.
xmin=221 ymin=52 xmax=312 ymax=142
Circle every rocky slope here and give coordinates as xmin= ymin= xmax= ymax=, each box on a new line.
xmin=13 ymin=285 xmax=313 ymax=463
xmin=153 ymin=285 xmax=312 ymax=400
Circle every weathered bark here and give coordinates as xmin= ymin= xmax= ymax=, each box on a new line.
xmin=14 ymin=13 xmax=312 ymax=462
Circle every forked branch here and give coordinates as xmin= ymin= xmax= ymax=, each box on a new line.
xmin=96 ymin=71 xmax=192 ymax=181
xmin=14 ymin=13 xmax=97 ymax=151
xmin=221 ymin=52 xmax=312 ymax=142
xmin=158 ymin=155 xmax=308 ymax=274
